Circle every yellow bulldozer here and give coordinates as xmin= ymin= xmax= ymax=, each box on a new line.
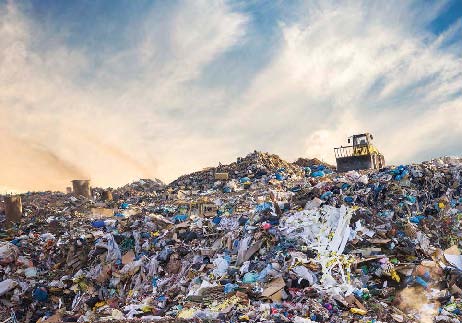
xmin=334 ymin=133 xmax=385 ymax=172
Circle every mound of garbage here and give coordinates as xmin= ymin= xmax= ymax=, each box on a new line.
xmin=293 ymin=158 xmax=335 ymax=170
xmin=1 ymin=154 xmax=462 ymax=323
xmin=170 ymin=151 xmax=304 ymax=190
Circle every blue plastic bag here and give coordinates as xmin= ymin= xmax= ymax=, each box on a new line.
xmin=33 ymin=287 xmax=48 ymax=302
xmin=242 ymin=272 xmax=258 ymax=283
xmin=415 ymin=276 xmax=428 ymax=288
xmin=406 ymin=196 xmax=417 ymax=204
xmin=344 ymin=196 xmax=354 ymax=204
xmin=255 ymin=202 xmax=272 ymax=212
xmin=311 ymin=170 xmax=325 ymax=178
xmin=92 ymin=220 xmax=106 ymax=228
xmin=173 ymin=214 xmax=188 ymax=222
xmin=409 ymin=215 xmax=425 ymax=224
xmin=257 ymin=264 xmax=272 ymax=281
xmin=224 ymin=283 xmax=238 ymax=294
xmin=320 ymin=191 xmax=333 ymax=200
xmin=239 ymin=177 xmax=251 ymax=184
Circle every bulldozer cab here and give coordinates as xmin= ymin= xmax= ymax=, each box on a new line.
xmin=347 ymin=133 xmax=379 ymax=156
xmin=334 ymin=133 xmax=384 ymax=172
xmin=349 ymin=133 xmax=368 ymax=146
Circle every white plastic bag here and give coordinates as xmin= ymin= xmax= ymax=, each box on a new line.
xmin=212 ymin=257 xmax=229 ymax=277
xmin=95 ymin=233 xmax=121 ymax=263
xmin=291 ymin=266 xmax=316 ymax=286
xmin=236 ymin=236 xmax=251 ymax=265
xmin=0 ymin=279 xmax=17 ymax=296
xmin=240 ymin=261 xmax=250 ymax=274
xmin=0 ymin=242 xmax=19 ymax=265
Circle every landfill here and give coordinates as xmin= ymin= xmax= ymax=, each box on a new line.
xmin=1 ymin=152 xmax=462 ymax=323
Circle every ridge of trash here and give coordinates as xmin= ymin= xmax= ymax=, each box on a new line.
xmin=1 ymin=152 xmax=462 ymax=323
xmin=168 ymin=151 xmax=304 ymax=190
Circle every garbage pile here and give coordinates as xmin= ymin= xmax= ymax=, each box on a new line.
xmin=293 ymin=158 xmax=335 ymax=170
xmin=116 ymin=179 xmax=165 ymax=193
xmin=1 ymin=153 xmax=462 ymax=323
xmin=170 ymin=151 xmax=304 ymax=190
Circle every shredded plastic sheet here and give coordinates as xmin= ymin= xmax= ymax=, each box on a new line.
xmin=280 ymin=205 xmax=351 ymax=253
xmin=280 ymin=205 xmax=354 ymax=293
xmin=94 ymin=233 xmax=121 ymax=263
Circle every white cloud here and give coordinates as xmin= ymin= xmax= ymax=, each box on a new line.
xmin=0 ymin=0 xmax=247 ymax=191
xmin=226 ymin=0 xmax=462 ymax=164
xmin=0 ymin=0 xmax=460 ymax=192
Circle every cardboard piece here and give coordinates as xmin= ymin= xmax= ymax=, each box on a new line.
xmin=368 ymin=238 xmax=391 ymax=244
xmin=344 ymin=294 xmax=367 ymax=311
xmin=214 ymin=173 xmax=229 ymax=180
xmin=122 ymin=250 xmax=135 ymax=265
xmin=445 ymin=245 xmax=461 ymax=255
xmin=243 ymin=240 xmax=263 ymax=263
xmin=261 ymin=277 xmax=285 ymax=301
xmin=95 ymin=264 xmax=112 ymax=284
xmin=91 ymin=208 xmax=115 ymax=218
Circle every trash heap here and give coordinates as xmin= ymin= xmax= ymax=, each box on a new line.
xmin=1 ymin=153 xmax=462 ymax=323
xmin=293 ymin=158 xmax=335 ymax=171
xmin=170 ymin=151 xmax=304 ymax=190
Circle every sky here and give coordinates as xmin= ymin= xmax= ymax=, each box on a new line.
xmin=0 ymin=0 xmax=461 ymax=192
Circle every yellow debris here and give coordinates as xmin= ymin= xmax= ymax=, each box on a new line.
xmin=178 ymin=308 xmax=197 ymax=319
xmin=391 ymin=269 xmax=401 ymax=282
xmin=350 ymin=308 xmax=367 ymax=315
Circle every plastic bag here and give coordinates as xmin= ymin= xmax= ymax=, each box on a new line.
xmin=120 ymin=259 xmax=143 ymax=275
xmin=212 ymin=257 xmax=229 ymax=277
xmin=243 ymin=272 xmax=258 ymax=283
xmin=24 ymin=267 xmax=38 ymax=278
xmin=97 ymin=233 xmax=121 ymax=263
xmin=133 ymin=231 xmax=141 ymax=254
xmin=147 ymin=256 xmax=159 ymax=277
xmin=0 ymin=242 xmax=19 ymax=265
xmin=236 ymin=236 xmax=251 ymax=265
xmin=0 ymin=279 xmax=17 ymax=296
xmin=240 ymin=261 xmax=250 ymax=274
xmin=291 ymin=266 xmax=316 ymax=286
xmin=224 ymin=283 xmax=237 ymax=294
xmin=257 ymin=264 xmax=273 ymax=281
xmin=239 ymin=177 xmax=251 ymax=184
xmin=311 ymin=170 xmax=325 ymax=177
